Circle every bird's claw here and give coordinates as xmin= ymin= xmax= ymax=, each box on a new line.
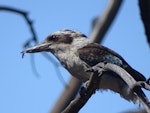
xmin=146 ymin=77 xmax=150 ymax=85
xmin=86 ymin=62 xmax=106 ymax=76
xmin=131 ymin=81 xmax=150 ymax=92
xmin=79 ymin=86 xmax=88 ymax=97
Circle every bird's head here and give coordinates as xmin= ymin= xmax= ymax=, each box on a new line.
xmin=22 ymin=30 xmax=88 ymax=58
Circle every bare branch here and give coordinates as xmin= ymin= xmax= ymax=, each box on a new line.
xmin=90 ymin=0 xmax=123 ymax=43
xmin=62 ymin=67 xmax=104 ymax=113
xmin=124 ymin=109 xmax=146 ymax=113
xmin=139 ymin=0 xmax=150 ymax=46
xmin=0 ymin=6 xmax=65 ymax=84
xmin=0 ymin=5 xmax=38 ymax=46
xmin=51 ymin=77 xmax=82 ymax=113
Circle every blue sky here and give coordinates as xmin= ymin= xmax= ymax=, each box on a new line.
xmin=0 ymin=0 xmax=150 ymax=113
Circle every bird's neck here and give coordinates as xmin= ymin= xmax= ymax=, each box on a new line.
xmin=52 ymin=37 xmax=91 ymax=81
xmin=72 ymin=37 xmax=90 ymax=48
xmin=53 ymin=38 xmax=89 ymax=65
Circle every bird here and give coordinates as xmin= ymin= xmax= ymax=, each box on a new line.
xmin=22 ymin=29 xmax=149 ymax=106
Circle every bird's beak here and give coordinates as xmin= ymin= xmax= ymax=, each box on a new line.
xmin=21 ymin=41 xmax=51 ymax=58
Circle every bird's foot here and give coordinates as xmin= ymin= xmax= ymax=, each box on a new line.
xmin=131 ymin=80 xmax=150 ymax=92
xmin=146 ymin=77 xmax=150 ymax=85
xmin=86 ymin=62 xmax=106 ymax=77
xmin=130 ymin=80 xmax=150 ymax=107
xmin=79 ymin=86 xmax=88 ymax=97
xmin=81 ymin=62 xmax=107 ymax=97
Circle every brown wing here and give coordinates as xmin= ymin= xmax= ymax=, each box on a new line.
xmin=78 ymin=43 xmax=146 ymax=81
xmin=78 ymin=43 xmax=127 ymax=67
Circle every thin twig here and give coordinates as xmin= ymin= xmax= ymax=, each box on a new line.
xmin=0 ymin=5 xmax=38 ymax=45
xmin=0 ymin=5 xmax=66 ymax=85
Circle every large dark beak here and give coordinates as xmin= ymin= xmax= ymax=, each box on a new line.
xmin=21 ymin=41 xmax=51 ymax=58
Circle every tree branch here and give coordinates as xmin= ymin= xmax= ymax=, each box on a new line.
xmin=62 ymin=67 xmax=104 ymax=113
xmin=51 ymin=77 xmax=82 ymax=113
xmin=0 ymin=6 xmax=66 ymax=83
xmin=90 ymin=0 xmax=123 ymax=43
xmin=124 ymin=109 xmax=146 ymax=113
xmin=0 ymin=5 xmax=38 ymax=46
xmin=139 ymin=0 xmax=150 ymax=46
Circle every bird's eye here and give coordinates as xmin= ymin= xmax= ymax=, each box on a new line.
xmin=47 ymin=35 xmax=58 ymax=42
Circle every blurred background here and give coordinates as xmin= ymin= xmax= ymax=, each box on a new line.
xmin=0 ymin=0 xmax=150 ymax=113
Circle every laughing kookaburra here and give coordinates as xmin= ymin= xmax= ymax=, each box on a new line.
xmin=22 ymin=29 xmax=149 ymax=105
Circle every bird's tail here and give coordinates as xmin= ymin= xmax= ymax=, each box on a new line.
xmin=133 ymin=88 xmax=150 ymax=108
xmin=120 ymin=81 xmax=150 ymax=109
xmin=126 ymin=67 xmax=150 ymax=107
xmin=122 ymin=67 xmax=150 ymax=108
xmin=126 ymin=66 xmax=146 ymax=81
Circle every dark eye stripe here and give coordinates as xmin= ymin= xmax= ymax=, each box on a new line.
xmin=46 ymin=30 xmax=86 ymax=44
xmin=55 ymin=35 xmax=73 ymax=44
xmin=47 ymin=35 xmax=58 ymax=42
xmin=81 ymin=34 xmax=87 ymax=38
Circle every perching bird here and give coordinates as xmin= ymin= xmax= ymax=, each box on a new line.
xmin=22 ymin=29 xmax=149 ymax=105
